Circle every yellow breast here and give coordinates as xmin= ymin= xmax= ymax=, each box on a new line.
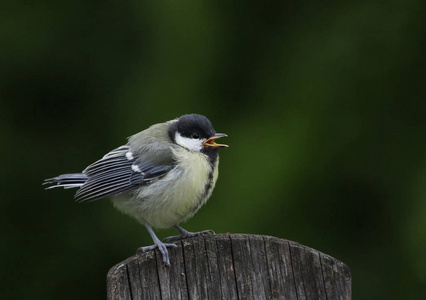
xmin=113 ymin=147 xmax=219 ymax=229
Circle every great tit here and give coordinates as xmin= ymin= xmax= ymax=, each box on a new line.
xmin=44 ymin=114 xmax=228 ymax=265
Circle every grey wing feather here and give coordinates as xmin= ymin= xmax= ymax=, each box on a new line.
xmin=75 ymin=144 xmax=174 ymax=202
xmin=44 ymin=173 xmax=88 ymax=189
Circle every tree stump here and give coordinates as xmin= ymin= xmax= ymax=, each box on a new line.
xmin=107 ymin=233 xmax=351 ymax=299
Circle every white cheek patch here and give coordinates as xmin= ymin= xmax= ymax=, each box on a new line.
xmin=175 ymin=132 xmax=203 ymax=151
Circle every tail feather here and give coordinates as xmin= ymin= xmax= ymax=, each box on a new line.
xmin=44 ymin=173 xmax=88 ymax=189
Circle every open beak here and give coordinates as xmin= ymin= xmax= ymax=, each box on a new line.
xmin=203 ymin=133 xmax=229 ymax=148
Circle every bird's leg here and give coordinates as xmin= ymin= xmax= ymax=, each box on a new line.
xmin=162 ymin=225 xmax=215 ymax=243
xmin=137 ymin=222 xmax=177 ymax=266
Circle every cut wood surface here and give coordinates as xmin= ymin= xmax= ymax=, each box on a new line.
xmin=107 ymin=233 xmax=351 ymax=300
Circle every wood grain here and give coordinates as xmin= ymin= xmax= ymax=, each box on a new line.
xmin=107 ymin=234 xmax=351 ymax=300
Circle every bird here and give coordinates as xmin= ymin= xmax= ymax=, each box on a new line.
xmin=44 ymin=114 xmax=228 ymax=265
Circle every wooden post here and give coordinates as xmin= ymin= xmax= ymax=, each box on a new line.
xmin=107 ymin=234 xmax=351 ymax=299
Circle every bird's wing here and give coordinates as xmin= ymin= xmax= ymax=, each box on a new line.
xmin=75 ymin=144 xmax=175 ymax=202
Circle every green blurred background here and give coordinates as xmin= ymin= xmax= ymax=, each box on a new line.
xmin=1 ymin=1 xmax=425 ymax=299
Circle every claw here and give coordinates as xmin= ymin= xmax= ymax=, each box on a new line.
xmin=141 ymin=222 xmax=178 ymax=266
xmin=137 ymin=241 xmax=177 ymax=266
xmin=163 ymin=225 xmax=215 ymax=243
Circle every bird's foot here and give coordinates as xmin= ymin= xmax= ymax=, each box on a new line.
xmin=137 ymin=241 xmax=177 ymax=266
xmin=163 ymin=228 xmax=215 ymax=243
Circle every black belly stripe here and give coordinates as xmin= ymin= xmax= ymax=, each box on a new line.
xmin=192 ymin=159 xmax=216 ymax=212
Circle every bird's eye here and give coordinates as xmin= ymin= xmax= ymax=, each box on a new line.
xmin=191 ymin=132 xmax=200 ymax=139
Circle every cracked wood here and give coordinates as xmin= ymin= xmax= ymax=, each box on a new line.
xmin=107 ymin=234 xmax=351 ymax=300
